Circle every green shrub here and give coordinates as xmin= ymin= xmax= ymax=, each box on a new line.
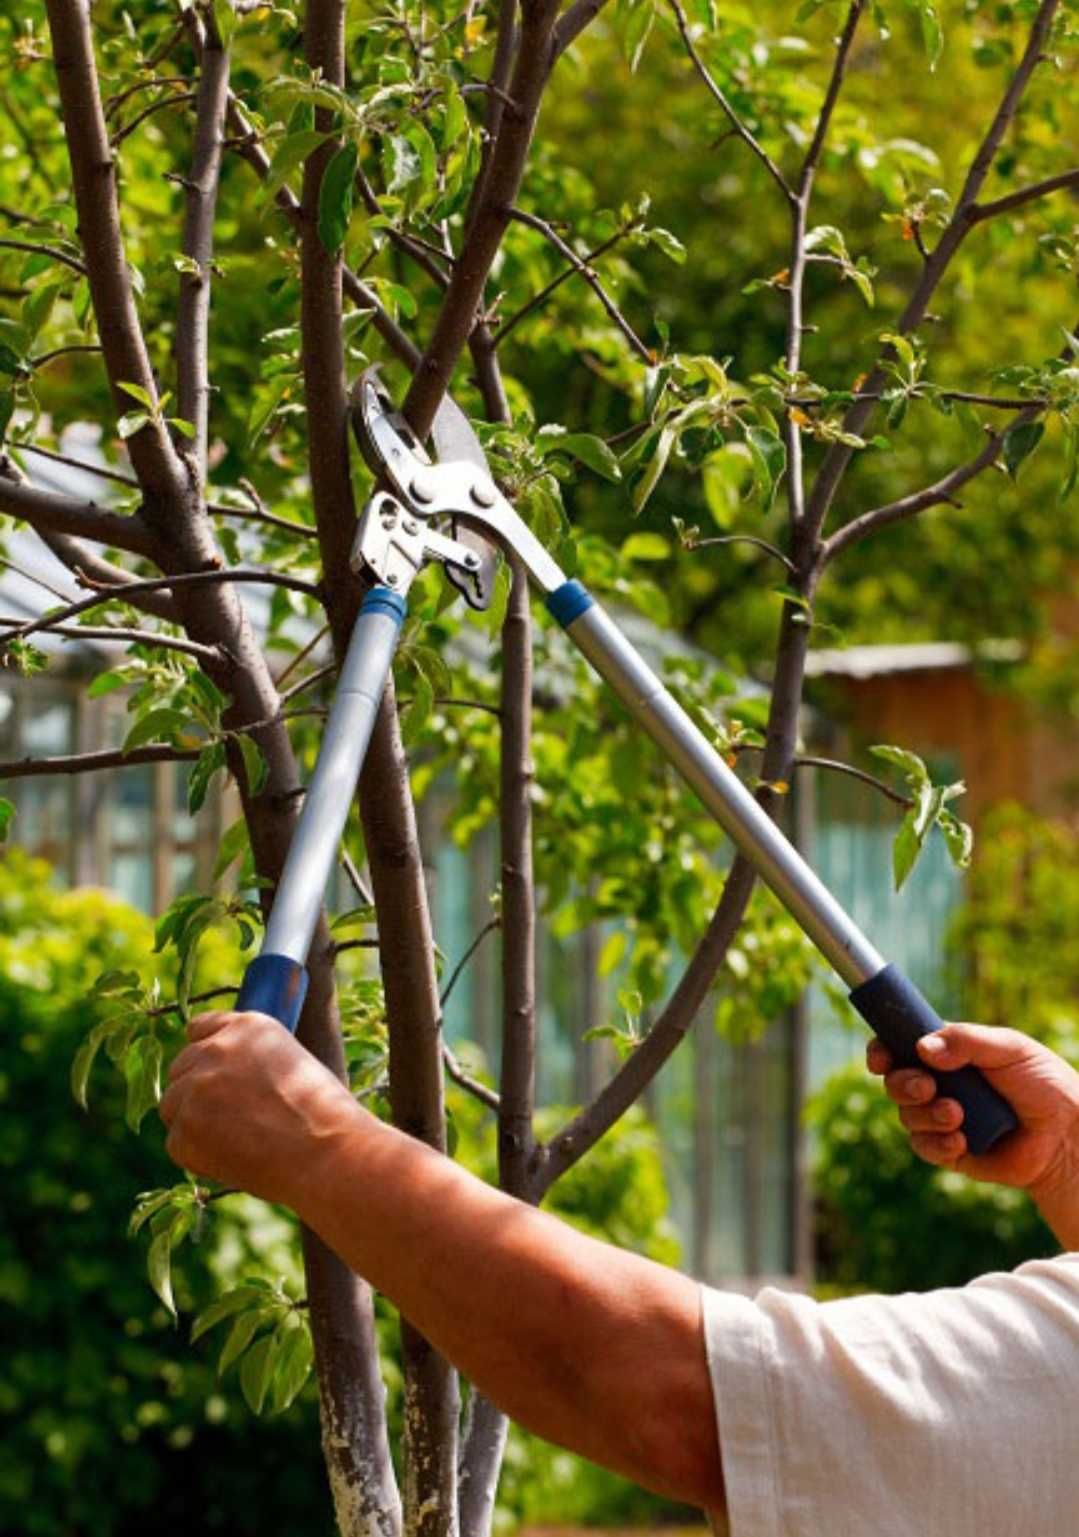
xmin=1 ymin=849 xmax=687 ymax=1532
xmin=0 ymin=850 xmax=329 ymax=1536
xmin=808 ymin=1063 xmax=1056 ymax=1294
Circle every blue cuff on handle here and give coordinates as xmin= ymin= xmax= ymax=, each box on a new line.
xmin=236 ymin=953 xmax=309 ymax=1034
xmin=361 ymin=585 xmax=407 ymax=624
xmin=850 ymin=963 xmax=1018 ymax=1155
xmin=546 ymin=580 xmax=594 ymax=628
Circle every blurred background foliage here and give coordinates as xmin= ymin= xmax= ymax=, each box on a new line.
xmin=2 ymin=850 xmax=689 ymax=1533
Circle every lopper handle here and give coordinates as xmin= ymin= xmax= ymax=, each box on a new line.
xmin=544 ymin=580 xmax=1018 ymax=1156
xmin=235 ymin=585 xmax=406 ymax=1032
xmin=849 ymin=965 xmax=1017 ymax=1155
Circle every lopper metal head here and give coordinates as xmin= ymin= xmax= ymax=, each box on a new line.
xmin=350 ymin=368 xmax=564 ymax=603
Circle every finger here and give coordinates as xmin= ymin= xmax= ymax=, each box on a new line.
xmin=866 ymin=1039 xmax=893 ymax=1076
xmin=917 ymin=1022 xmax=1032 ymax=1073
xmin=187 ymin=1011 xmax=236 ymax=1044
xmin=909 ymin=1129 xmax=967 ymax=1166
xmin=160 ymin=1079 xmax=182 ymax=1127
xmin=884 ymin=1068 xmax=937 ymax=1106
xmin=167 ymin=1041 xmax=208 ymax=1085
xmin=899 ymin=1098 xmax=964 ymax=1136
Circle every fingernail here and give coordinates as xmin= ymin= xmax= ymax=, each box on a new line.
xmin=903 ymin=1073 xmax=929 ymax=1097
xmin=919 ymin=1034 xmax=946 ymax=1055
xmin=933 ymin=1103 xmax=953 ymax=1126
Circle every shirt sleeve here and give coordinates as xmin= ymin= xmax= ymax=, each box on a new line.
xmin=702 ymin=1253 xmax=1079 ymax=1537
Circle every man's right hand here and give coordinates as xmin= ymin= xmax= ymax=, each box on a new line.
xmin=867 ymin=1023 xmax=1079 ymax=1250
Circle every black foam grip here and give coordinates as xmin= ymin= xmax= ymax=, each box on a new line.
xmin=849 ymin=964 xmax=1018 ymax=1156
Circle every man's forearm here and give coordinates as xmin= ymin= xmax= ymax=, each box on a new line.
xmin=290 ymin=1101 xmax=725 ymax=1511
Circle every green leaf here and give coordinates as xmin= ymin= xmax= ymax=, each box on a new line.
xmin=262 ymin=130 xmax=329 ymax=205
xmin=403 ymin=670 xmax=435 ymax=746
xmin=188 ymin=743 xmax=226 ymax=815
xmin=382 ymin=133 xmax=420 ymax=195
xmin=129 ymin=1188 xmax=179 ymax=1237
xmin=646 ymin=227 xmax=686 ymax=264
xmin=317 ymin=142 xmax=359 ymax=256
xmin=892 ymin=809 xmax=921 ymax=890
xmin=240 ymin=1333 xmax=277 ymax=1415
xmin=868 ymin=744 xmax=929 ymax=785
xmin=22 ymin=279 xmax=65 ymax=342
xmin=218 ymin=1308 xmax=270 ymax=1376
xmin=122 ymin=707 xmax=188 ymax=754
xmin=744 ymin=426 xmax=786 ymax=510
xmin=938 ymin=808 xmax=974 ymax=869
xmin=269 ymin=1322 xmax=314 ymax=1413
xmin=124 ymin=1034 xmax=164 ymax=1133
xmin=237 ymin=734 xmax=268 ymax=797
xmin=71 ymin=1025 xmax=107 ymax=1110
xmin=551 ymin=432 xmax=622 ymax=482
xmin=168 ymin=416 xmax=196 ymax=440
xmin=191 ymin=1285 xmax=264 ymax=1343
xmin=632 ymin=423 xmax=676 ymax=514
xmin=213 ymin=816 xmax=251 ymax=881
xmin=1002 ymin=420 xmax=1045 ymax=480
xmin=597 ymin=930 xmax=627 ymax=977
xmin=117 ymin=411 xmax=151 ymax=440
xmin=147 ymin=1226 xmax=177 ymax=1318
xmin=117 ymin=380 xmax=157 ymax=411
xmin=213 ymin=0 xmax=237 ymax=47
xmin=0 ymin=796 xmax=14 ymax=842
xmin=441 ymin=81 xmax=467 ymax=150
xmin=0 ymin=387 xmax=14 ymax=445
xmin=87 ymin=669 xmax=129 ymax=699
xmin=0 ymin=341 xmax=25 ymax=376
xmin=621 ymin=532 xmax=670 ymax=561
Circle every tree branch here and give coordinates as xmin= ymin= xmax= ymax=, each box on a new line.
xmin=819 ymin=423 xmax=1013 ymax=565
xmin=43 ymin=0 xmax=189 ymax=505
xmin=439 ymin=917 xmax=501 ymax=1008
xmin=3 ymin=566 xmax=322 ymax=643
xmin=682 ymin=532 xmax=795 ymax=573
xmin=442 ymin=1044 xmax=501 ymax=1113
xmin=109 ymin=90 xmax=196 ymax=149
xmin=0 ymin=237 xmax=87 ymax=276
xmin=551 ymin=0 xmax=611 ymax=58
xmin=0 ymin=466 xmax=160 ymax=557
xmin=664 ymin=0 xmax=794 ymax=203
xmin=969 ymin=166 xmax=1079 ymax=224
xmin=793 ymin=756 xmax=911 ymax=809
xmin=0 ymin=743 xmax=200 ymax=779
xmin=0 ymin=614 xmax=221 ymax=663
xmin=175 ymin=12 xmax=230 ymax=479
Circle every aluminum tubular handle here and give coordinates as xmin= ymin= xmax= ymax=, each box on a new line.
xmin=235 ymin=586 xmax=406 ymax=1032
xmin=546 ymin=579 xmax=1017 ymax=1155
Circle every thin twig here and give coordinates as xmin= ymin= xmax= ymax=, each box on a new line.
xmin=29 ymin=343 xmax=104 ymax=370
xmin=683 ymin=533 xmax=795 ymax=573
xmin=970 ymin=166 xmax=1079 ymax=224
xmin=442 ymin=1044 xmax=501 ymax=1113
xmin=0 ymin=613 xmax=221 ymax=662
xmin=104 ymin=74 xmax=190 ymax=121
xmin=0 ymin=237 xmax=87 ymax=277
xmin=439 ymin=917 xmax=501 ymax=1008
xmin=500 ymin=209 xmax=651 ymax=360
xmin=496 ymin=220 xmax=641 ymax=348
xmin=110 ymin=91 xmax=197 ymax=149
xmin=274 ymin=623 xmax=331 ymax=689
xmin=0 ymin=555 xmax=75 ymax=604
xmin=0 ymin=743 xmax=200 ymax=779
xmin=3 ymin=566 xmax=323 ymax=644
xmin=793 ymin=756 xmax=911 ymax=808
xmin=665 ymin=0 xmax=794 ymax=202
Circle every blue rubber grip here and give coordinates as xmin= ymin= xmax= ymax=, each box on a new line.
xmin=850 ymin=964 xmax=1018 ymax=1155
xmin=546 ymin=580 xmax=594 ymax=628
xmin=236 ymin=953 xmax=309 ymax=1034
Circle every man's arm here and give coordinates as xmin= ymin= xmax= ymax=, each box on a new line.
xmin=160 ymin=1011 xmax=726 ymax=1513
xmin=867 ymin=1022 xmax=1079 ymax=1249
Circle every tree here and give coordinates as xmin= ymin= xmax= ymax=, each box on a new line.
xmin=0 ymin=1 xmax=1076 ymax=1533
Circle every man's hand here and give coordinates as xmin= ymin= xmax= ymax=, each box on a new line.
xmin=160 ymin=1011 xmax=361 ymax=1207
xmin=868 ymin=1023 xmax=1079 ymax=1249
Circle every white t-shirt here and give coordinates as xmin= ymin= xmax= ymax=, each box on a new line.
xmin=702 ymin=1253 xmax=1079 ymax=1537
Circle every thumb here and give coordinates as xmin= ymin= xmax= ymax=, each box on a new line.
xmin=916 ymin=1022 xmax=1030 ymax=1072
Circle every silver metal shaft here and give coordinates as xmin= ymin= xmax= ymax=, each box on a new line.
xmin=565 ymin=601 xmax=885 ymax=988
xmin=263 ymin=605 xmax=400 ymax=963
